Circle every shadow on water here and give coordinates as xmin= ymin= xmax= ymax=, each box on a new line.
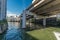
xmin=21 ymin=29 xmax=38 ymax=40
xmin=0 ymin=22 xmax=8 ymax=40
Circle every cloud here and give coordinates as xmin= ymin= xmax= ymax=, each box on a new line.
xmin=7 ymin=11 xmax=17 ymax=17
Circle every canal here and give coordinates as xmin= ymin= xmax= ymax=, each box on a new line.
xmin=0 ymin=22 xmax=25 ymax=40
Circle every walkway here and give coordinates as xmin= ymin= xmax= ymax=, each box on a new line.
xmin=54 ymin=32 xmax=60 ymax=40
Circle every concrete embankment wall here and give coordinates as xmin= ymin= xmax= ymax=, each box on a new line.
xmin=0 ymin=23 xmax=8 ymax=34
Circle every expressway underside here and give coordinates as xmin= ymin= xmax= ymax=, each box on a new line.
xmin=25 ymin=0 xmax=60 ymax=29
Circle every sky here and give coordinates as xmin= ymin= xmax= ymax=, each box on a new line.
xmin=7 ymin=0 xmax=32 ymax=17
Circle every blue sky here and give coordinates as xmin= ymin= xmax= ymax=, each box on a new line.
xmin=7 ymin=0 xmax=32 ymax=16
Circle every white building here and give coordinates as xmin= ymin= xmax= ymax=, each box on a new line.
xmin=0 ymin=0 xmax=6 ymax=20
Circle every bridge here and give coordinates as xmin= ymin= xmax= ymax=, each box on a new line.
xmin=0 ymin=0 xmax=60 ymax=33
xmin=21 ymin=0 xmax=60 ymax=29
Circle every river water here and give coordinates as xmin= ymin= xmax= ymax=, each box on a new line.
xmin=0 ymin=22 xmax=25 ymax=40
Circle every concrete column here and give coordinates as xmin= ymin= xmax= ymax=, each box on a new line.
xmin=22 ymin=11 xmax=26 ymax=28
xmin=34 ymin=15 xmax=37 ymax=28
xmin=29 ymin=19 xmax=30 ymax=28
xmin=43 ymin=17 xmax=46 ymax=27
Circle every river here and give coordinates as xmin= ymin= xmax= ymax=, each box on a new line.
xmin=0 ymin=22 xmax=25 ymax=40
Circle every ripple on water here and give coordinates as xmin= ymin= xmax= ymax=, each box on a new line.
xmin=0 ymin=22 xmax=25 ymax=40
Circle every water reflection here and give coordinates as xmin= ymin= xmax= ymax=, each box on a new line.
xmin=8 ymin=22 xmax=20 ymax=30
xmin=0 ymin=22 xmax=25 ymax=40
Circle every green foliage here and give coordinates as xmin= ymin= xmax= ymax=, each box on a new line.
xmin=0 ymin=19 xmax=7 ymax=24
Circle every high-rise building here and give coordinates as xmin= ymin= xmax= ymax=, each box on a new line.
xmin=0 ymin=0 xmax=6 ymax=20
xmin=0 ymin=0 xmax=7 ymax=34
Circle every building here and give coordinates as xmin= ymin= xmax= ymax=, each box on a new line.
xmin=7 ymin=15 xmax=20 ymax=22
xmin=0 ymin=0 xmax=7 ymax=34
xmin=0 ymin=0 xmax=6 ymax=20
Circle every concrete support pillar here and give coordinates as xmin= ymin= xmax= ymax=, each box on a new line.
xmin=22 ymin=11 xmax=26 ymax=28
xmin=43 ymin=17 xmax=46 ymax=27
xmin=29 ymin=19 xmax=30 ymax=28
xmin=34 ymin=15 xmax=37 ymax=28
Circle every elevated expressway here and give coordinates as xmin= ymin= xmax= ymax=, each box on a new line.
xmin=21 ymin=0 xmax=60 ymax=28
xmin=26 ymin=0 xmax=60 ymax=27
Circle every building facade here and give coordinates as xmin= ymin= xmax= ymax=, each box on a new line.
xmin=0 ymin=0 xmax=7 ymax=34
xmin=0 ymin=0 xmax=6 ymax=20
